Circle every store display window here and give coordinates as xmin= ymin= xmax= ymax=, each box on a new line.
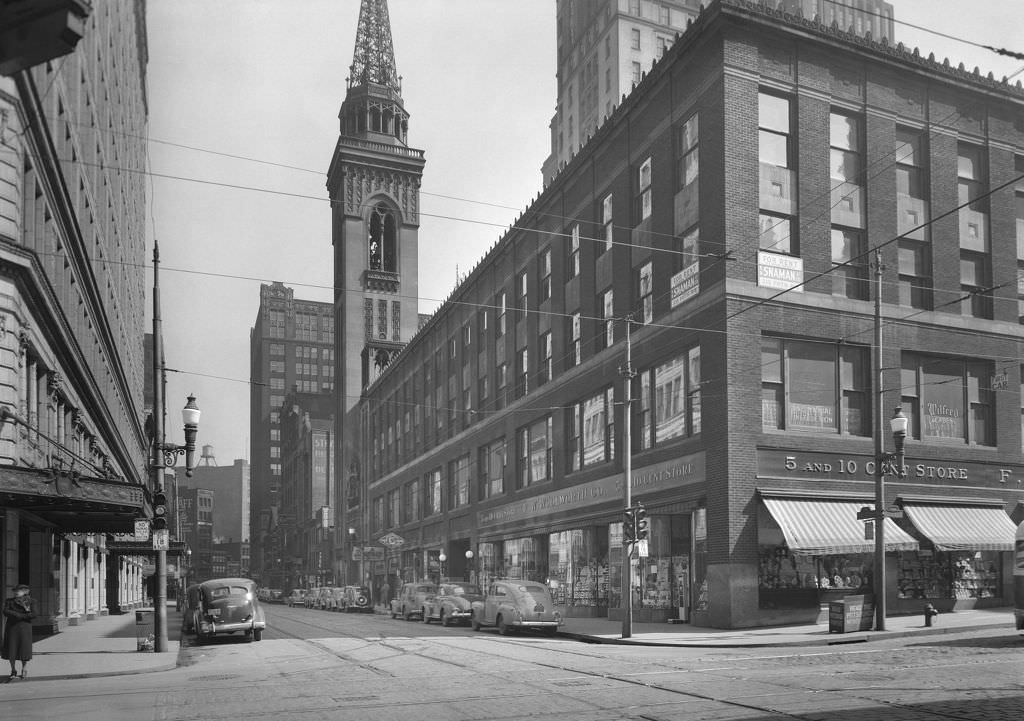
xmin=608 ymin=513 xmax=692 ymax=612
xmin=758 ymin=546 xmax=873 ymax=608
xmin=502 ymin=536 xmax=549 ymax=583
xmin=897 ymin=550 xmax=1001 ymax=600
xmin=547 ymin=528 xmax=610 ymax=607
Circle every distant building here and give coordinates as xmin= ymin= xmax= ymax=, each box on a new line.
xmin=279 ymin=391 xmax=335 ymax=588
xmin=179 ymin=487 xmax=215 ymax=584
xmin=249 ymin=282 xmax=334 ymax=583
xmin=188 ymin=449 xmax=250 ymax=544
xmin=541 ymin=0 xmax=894 ymax=184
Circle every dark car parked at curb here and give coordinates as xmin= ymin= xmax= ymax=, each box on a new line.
xmin=342 ymin=585 xmax=373 ymax=613
xmin=190 ymin=577 xmax=267 ymax=643
xmin=422 ymin=582 xmax=483 ymax=626
xmin=390 ymin=582 xmax=436 ymax=621
xmin=471 ymin=580 xmax=563 ymax=636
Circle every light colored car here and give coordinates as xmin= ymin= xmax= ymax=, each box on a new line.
xmin=286 ymin=589 xmax=307 ymax=607
xmin=389 ymin=582 xmax=437 ymax=621
xmin=304 ymin=587 xmax=323 ymax=609
xmin=471 ymin=580 xmax=563 ymax=636
xmin=342 ymin=585 xmax=373 ymax=613
xmin=324 ymin=587 xmax=346 ymax=611
xmin=192 ymin=577 xmax=267 ymax=642
xmin=422 ymin=582 xmax=483 ymax=626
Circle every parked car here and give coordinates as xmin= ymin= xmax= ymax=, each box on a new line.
xmin=342 ymin=585 xmax=373 ymax=613
xmin=389 ymin=581 xmax=437 ymax=621
xmin=323 ymin=587 xmax=346 ymax=611
xmin=191 ymin=577 xmax=267 ymax=643
xmin=268 ymin=588 xmax=284 ymax=604
xmin=304 ymin=587 xmax=323 ymax=609
xmin=423 ymin=582 xmax=483 ymax=626
xmin=180 ymin=584 xmax=201 ymax=634
xmin=309 ymin=587 xmax=332 ymax=610
xmin=286 ymin=589 xmax=307 ymax=607
xmin=471 ymin=580 xmax=563 ymax=636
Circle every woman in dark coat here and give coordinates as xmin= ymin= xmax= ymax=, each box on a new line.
xmin=2 ymin=584 xmax=35 ymax=679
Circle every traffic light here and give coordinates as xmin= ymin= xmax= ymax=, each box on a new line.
xmin=623 ymin=507 xmax=636 ymax=543
xmin=635 ymin=504 xmax=648 ymax=541
xmin=152 ymin=490 xmax=167 ymax=531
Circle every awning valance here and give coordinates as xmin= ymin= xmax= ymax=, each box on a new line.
xmin=901 ymin=503 xmax=1016 ymax=552
xmin=762 ymin=497 xmax=919 ymax=555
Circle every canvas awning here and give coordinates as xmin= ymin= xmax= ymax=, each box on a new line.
xmin=901 ymin=503 xmax=1016 ymax=552
xmin=762 ymin=497 xmax=919 ymax=555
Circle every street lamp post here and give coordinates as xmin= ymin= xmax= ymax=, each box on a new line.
xmin=438 ymin=552 xmax=447 ymax=582
xmin=348 ymin=527 xmax=363 ymax=598
xmin=465 ymin=549 xmax=475 ymax=584
xmin=869 ymin=406 xmax=908 ymax=632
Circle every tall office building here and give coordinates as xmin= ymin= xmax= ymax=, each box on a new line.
xmin=326 ymin=0 xmax=425 ymax=585
xmin=0 ymin=0 xmax=151 ymax=628
xmin=249 ymin=282 xmax=334 ymax=582
xmin=541 ymin=0 xmax=894 ymax=184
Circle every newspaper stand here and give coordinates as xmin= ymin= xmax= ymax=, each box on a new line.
xmin=136 ymin=608 xmax=155 ymax=651
xmin=828 ymin=594 xmax=875 ymax=633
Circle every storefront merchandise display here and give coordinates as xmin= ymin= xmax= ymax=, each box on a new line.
xmin=896 ymin=551 xmax=1001 ymax=600
xmin=758 ymin=546 xmax=872 ymax=608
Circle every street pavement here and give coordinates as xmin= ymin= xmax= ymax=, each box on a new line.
xmin=7 ymin=603 xmax=1015 ymax=682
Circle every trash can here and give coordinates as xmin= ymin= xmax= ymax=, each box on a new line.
xmin=135 ymin=609 xmax=155 ymax=651
xmin=828 ymin=594 xmax=875 ymax=633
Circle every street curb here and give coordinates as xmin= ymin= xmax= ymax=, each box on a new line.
xmin=555 ymin=621 xmax=1006 ymax=648
xmin=19 ymin=637 xmax=186 ymax=682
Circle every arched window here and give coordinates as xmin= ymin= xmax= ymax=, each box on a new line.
xmin=368 ymin=204 xmax=397 ymax=272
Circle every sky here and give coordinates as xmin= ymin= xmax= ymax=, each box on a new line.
xmin=143 ymin=0 xmax=1024 ymax=465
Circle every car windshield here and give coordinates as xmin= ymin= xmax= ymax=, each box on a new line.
xmin=448 ymin=584 xmax=480 ymax=596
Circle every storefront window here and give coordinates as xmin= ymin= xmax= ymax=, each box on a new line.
xmin=897 ymin=550 xmax=1001 ymax=600
xmin=547 ymin=529 xmax=610 ymax=608
xmin=503 ymin=536 xmax=549 ymax=583
xmin=608 ymin=513 xmax=692 ymax=614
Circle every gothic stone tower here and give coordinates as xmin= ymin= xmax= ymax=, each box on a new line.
xmin=327 ymin=0 xmax=424 ymax=564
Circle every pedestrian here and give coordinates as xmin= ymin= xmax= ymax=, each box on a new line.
xmin=380 ymin=580 xmax=390 ymax=610
xmin=2 ymin=584 xmax=35 ymax=680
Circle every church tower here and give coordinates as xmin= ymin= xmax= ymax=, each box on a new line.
xmin=327 ymin=0 xmax=424 ymax=558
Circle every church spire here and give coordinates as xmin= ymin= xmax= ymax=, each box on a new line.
xmin=350 ymin=0 xmax=401 ymax=95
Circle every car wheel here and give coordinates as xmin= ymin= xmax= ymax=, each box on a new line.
xmin=497 ymin=615 xmax=514 ymax=636
xmin=245 ymin=630 xmax=254 ymax=643
xmin=422 ymin=609 xmax=431 ymax=624
xmin=254 ymin=628 xmax=263 ymax=642
xmin=542 ymin=627 xmax=557 ymax=637
xmin=470 ymin=613 xmax=481 ymax=631
xmin=390 ymin=608 xmax=397 ymax=619
xmin=441 ymin=611 xmax=451 ymax=627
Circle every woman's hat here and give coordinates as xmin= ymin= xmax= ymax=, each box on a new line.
xmin=12 ymin=584 xmax=30 ymax=592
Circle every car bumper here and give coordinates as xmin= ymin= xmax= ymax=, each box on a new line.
xmin=198 ymin=620 xmax=266 ymax=636
xmin=513 ymin=620 xmax=562 ymax=628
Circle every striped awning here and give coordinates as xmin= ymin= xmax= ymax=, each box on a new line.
xmin=762 ymin=497 xmax=919 ymax=555
xmin=901 ymin=503 xmax=1016 ymax=552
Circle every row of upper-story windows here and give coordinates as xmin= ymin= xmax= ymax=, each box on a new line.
xmin=369 ymin=344 xmax=701 ymax=480
xmin=762 ymin=334 xmax=996 ymax=448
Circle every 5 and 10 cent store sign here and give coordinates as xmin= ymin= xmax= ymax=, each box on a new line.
xmin=758 ymin=449 xmax=1024 ymax=487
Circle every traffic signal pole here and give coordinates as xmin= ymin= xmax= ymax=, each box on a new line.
xmin=619 ymin=317 xmax=636 ymax=639
xmin=151 ymin=244 xmax=168 ymax=653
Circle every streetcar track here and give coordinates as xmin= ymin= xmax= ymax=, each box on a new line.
xmin=179 ymin=609 xmax=1023 ymax=721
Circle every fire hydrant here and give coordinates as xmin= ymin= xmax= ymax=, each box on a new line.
xmin=924 ymin=603 xmax=939 ymax=627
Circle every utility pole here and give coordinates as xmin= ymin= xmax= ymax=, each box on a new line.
xmin=872 ymin=248 xmax=886 ymax=632
xmin=619 ymin=317 xmax=636 ymax=639
xmin=151 ymin=243 xmax=168 ymax=652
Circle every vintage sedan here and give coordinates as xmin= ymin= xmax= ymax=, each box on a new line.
xmin=341 ymin=585 xmax=373 ymax=613
xmin=286 ymin=589 xmax=307 ymax=607
xmin=192 ymin=577 xmax=267 ymax=642
xmin=389 ymin=581 xmax=437 ymax=621
xmin=470 ymin=580 xmax=563 ymax=636
xmin=422 ymin=582 xmax=483 ymax=626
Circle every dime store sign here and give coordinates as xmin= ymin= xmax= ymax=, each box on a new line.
xmin=758 ymin=449 xmax=1024 ymax=487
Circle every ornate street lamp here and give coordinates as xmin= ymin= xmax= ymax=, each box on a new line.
xmin=438 ymin=552 xmax=447 ymax=582
xmin=465 ymin=549 xmax=475 ymax=584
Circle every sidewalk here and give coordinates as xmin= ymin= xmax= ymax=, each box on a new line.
xmin=3 ymin=604 xmax=182 ymax=683
xmin=558 ymin=606 xmax=1016 ymax=647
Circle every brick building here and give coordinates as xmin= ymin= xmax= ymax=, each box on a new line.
xmin=344 ymin=0 xmax=1024 ymax=629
